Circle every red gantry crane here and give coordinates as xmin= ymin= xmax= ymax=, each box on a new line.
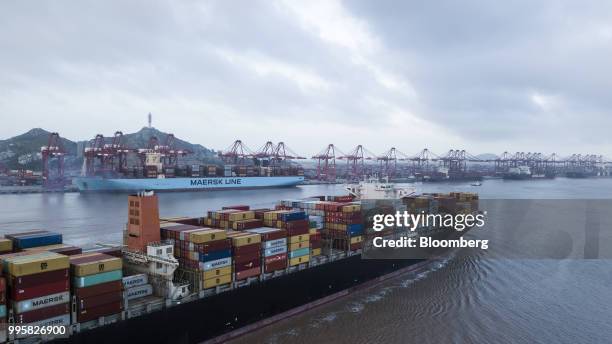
xmin=312 ymin=144 xmax=340 ymax=182
xmin=41 ymin=132 xmax=66 ymax=189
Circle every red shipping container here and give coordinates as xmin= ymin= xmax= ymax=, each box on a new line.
xmin=350 ymin=242 xmax=362 ymax=251
xmin=14 ymin=303 xmax=70 ymax=324
xmin=310 ymin=241 xmax=322 ymax=249
xmin=12 ymin=279 xmax=70 ymax=301
xmin=50 ymin=246 xmax=83 ymax=256
xmin=233 ymin=243 xmax=261 ymax=256
xmin=222 ymin=205 xmax=250 ymax=211
xmin=233 ymin=250 xmax=260 ymax=265
xmin=69 ymin=253 xmax=116 ymax=265
xmin=0 ymin=277 xmax=5 ymax=293
xmin=264 ymin=252 xmax=287 ymax=265
xmin=197 ymin=239 xmax=231 ymax=254
xmin=171 ymin=217 xmax=201 ymax=226
xmin=74 ymin=280 xmax=123 ymax=299
xmin=264 ymin=259 xmax=287 ymax=273
xmin=287 ymin=227 xmax=309 ymax=237
xmin=234 ymin=267 xmax=260 ymax=280
xmin=233 ymin=219 xmax=263 ymax=230
xmin=76 ymin=301 xmax=123 ymax=323
xmin=234 ymin=258 xmax=260 ymax=272
xmin=78 ymin=291 xmax=123 ymax=311
xmin=252 ymin=229 xmax=286 ymax=241
xmin=286 ymin=219 xmax=308 ymax=230
xmin=0 ymin=291 xmax=4 ymax=304
xmin=10 ymin=269 xmax=69 ymax=289
xmin=251 ymin=208 xmax=271 ymax=220
xmin=84 ymin=247 xmax=122 ymax=258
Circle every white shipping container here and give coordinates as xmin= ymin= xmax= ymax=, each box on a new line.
xmin=264 ymin=245 xmax=287 ymax=257
xmin=263 ymin=238 xmax=287 ymax=249
xmin=201 ymin=257 xmax=232 ymax=271
xmin=13 ymin=291 xmax=70 ymax=314
xmin=126 ymin=284 xmax=153 ymax=300
xmin=122 ymin=274 xmax=148 ymax=289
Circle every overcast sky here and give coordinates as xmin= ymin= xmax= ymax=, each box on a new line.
xmin=2 ymin=1 xmax=612 ymax=157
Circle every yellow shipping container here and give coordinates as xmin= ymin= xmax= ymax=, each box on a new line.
xmin=311 ymin=248 xmax=321 ymax=257
xmin=228 ymin=211 xmax=255 ymax=222
xmin=189 ymin=229 xmax=227 ymax=244
xmin=229 ymin=233 xmax=261 ymax=247
xmin=309 ymin=228 xmax=318 ymax=235
xmin=288 ymin=240 xmax=309 ymax=251
xmin=0 ymin=239 xmax=13 ymax=252
xmin=350 ymin=236 xmax=363 ymax=244
xmin=263 ymin=210 xmax=290 ymax=220
xmin=342 ymin=204 xmax=360 ymax=212
xmin=72 ymin=257 xmax=122 ymax=277
xmin=203 ymin=273 xmax=232 ymax=289
xmin=7 ymin=252 xmax=69 ymax=277
xmin=288 ymin=234 xmax=309 ymax=244
xmin=203 ymin=266 xmax=232 ymax=280
xmin=289 ymin=255 xmax=310 ymax=266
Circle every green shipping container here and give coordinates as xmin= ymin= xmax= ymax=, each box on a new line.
xmin=73 ymin=269 xmax=123 ymax=288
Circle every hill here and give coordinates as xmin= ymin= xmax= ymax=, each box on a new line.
xmin=0 ymin=127 xmax=219 ymax=171
xmin=0 ymin=128 xmax=78 ymax=171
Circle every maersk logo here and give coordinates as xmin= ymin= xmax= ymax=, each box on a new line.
xmin=190 ymin=178 xmax=242 ymax=186
xmin=32 ymin=294 xmax=66 ymax=307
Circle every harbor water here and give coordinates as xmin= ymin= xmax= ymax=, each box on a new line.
xmin=1 ymin=178 xmax=611 ymax=343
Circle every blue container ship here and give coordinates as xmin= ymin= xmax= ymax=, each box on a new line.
xmin=75 ymin=176 xmax=305 ymax=192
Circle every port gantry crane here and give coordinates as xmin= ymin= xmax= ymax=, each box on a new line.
xmin=312 ymin=144 xmax=339 ymax=182
xmin=337 ymin=145 xmax=376 ymax=181
xmin=84 ymin=131 xmax=134 ymax=177
xmin=406 ymin=148 xmax=440 ymax=174
xmin=219 ymin=140 xmax=254 ymax=166
xmin=272 ymin=142 xmax=305 ymax=165
xmin=138 ymin=134 xmax=191 ymax=169
xmin=252 ymin=141 xmax=305 ymax=167
xmin=41 ymin=132 xmax=66 ymax=189
xmin=376 ymin=147 xmax=410 ymax=179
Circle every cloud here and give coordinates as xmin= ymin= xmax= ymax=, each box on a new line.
xmin=0 ymin=0 xmax=611 ymax=157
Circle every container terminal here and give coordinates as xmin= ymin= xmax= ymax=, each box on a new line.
xmin=3 ymin=129 xmax=611 ymax=192
xmin=0 ymin=179 xmax=480 ymax=343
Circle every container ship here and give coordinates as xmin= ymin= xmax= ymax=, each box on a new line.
xmin=0 ymin=180 xmax=480 ymax=343
xmin=75 ymin=175 xmax=304 ymax=192
xmin=77 ymin=138 xmax=304 ymax=192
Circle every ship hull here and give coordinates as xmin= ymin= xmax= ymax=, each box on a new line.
xmin=75 ymin=176 xmax=305 ymax=192
xmin=56 ymin=255 xmax=424 ymax=344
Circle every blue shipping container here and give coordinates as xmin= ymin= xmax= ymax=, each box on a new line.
xmin=199 ymin=249 xmax=231 ymax=263
xmin=264 ymin=245 xmax=287 ymax=257
xmin=288 ymin=247 xmax=309 ymax=259
xmin=347 ymin=224 xmax=363 ymax=236
xmin=13 ymin=233 xmax=62 ymax=249
xmin=73 ymin=269 xmax=123 ymax=288
xmin=280 ymin=211 xmax=307 ymax=222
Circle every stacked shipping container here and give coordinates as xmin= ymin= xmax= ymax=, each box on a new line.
xmin=123 ymin=274 xmax=153 ymax=301
xmin=263 ymin=210 xmax=310 ymax=266
xmin=160 ymin=223 xmax=234 ymax=290
xmin=227 ymin=232 xmax=262 ymax=281
xmin=4 ymin=251 xmax=71 ymax=329
xmin=70 ymin=253 xmax=123 ymax=322
xmin=245 ymin=228 xmax=287 ymax=273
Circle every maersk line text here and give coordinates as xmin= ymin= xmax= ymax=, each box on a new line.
xmin=372 ymin=236 xmax=489 ymax=250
